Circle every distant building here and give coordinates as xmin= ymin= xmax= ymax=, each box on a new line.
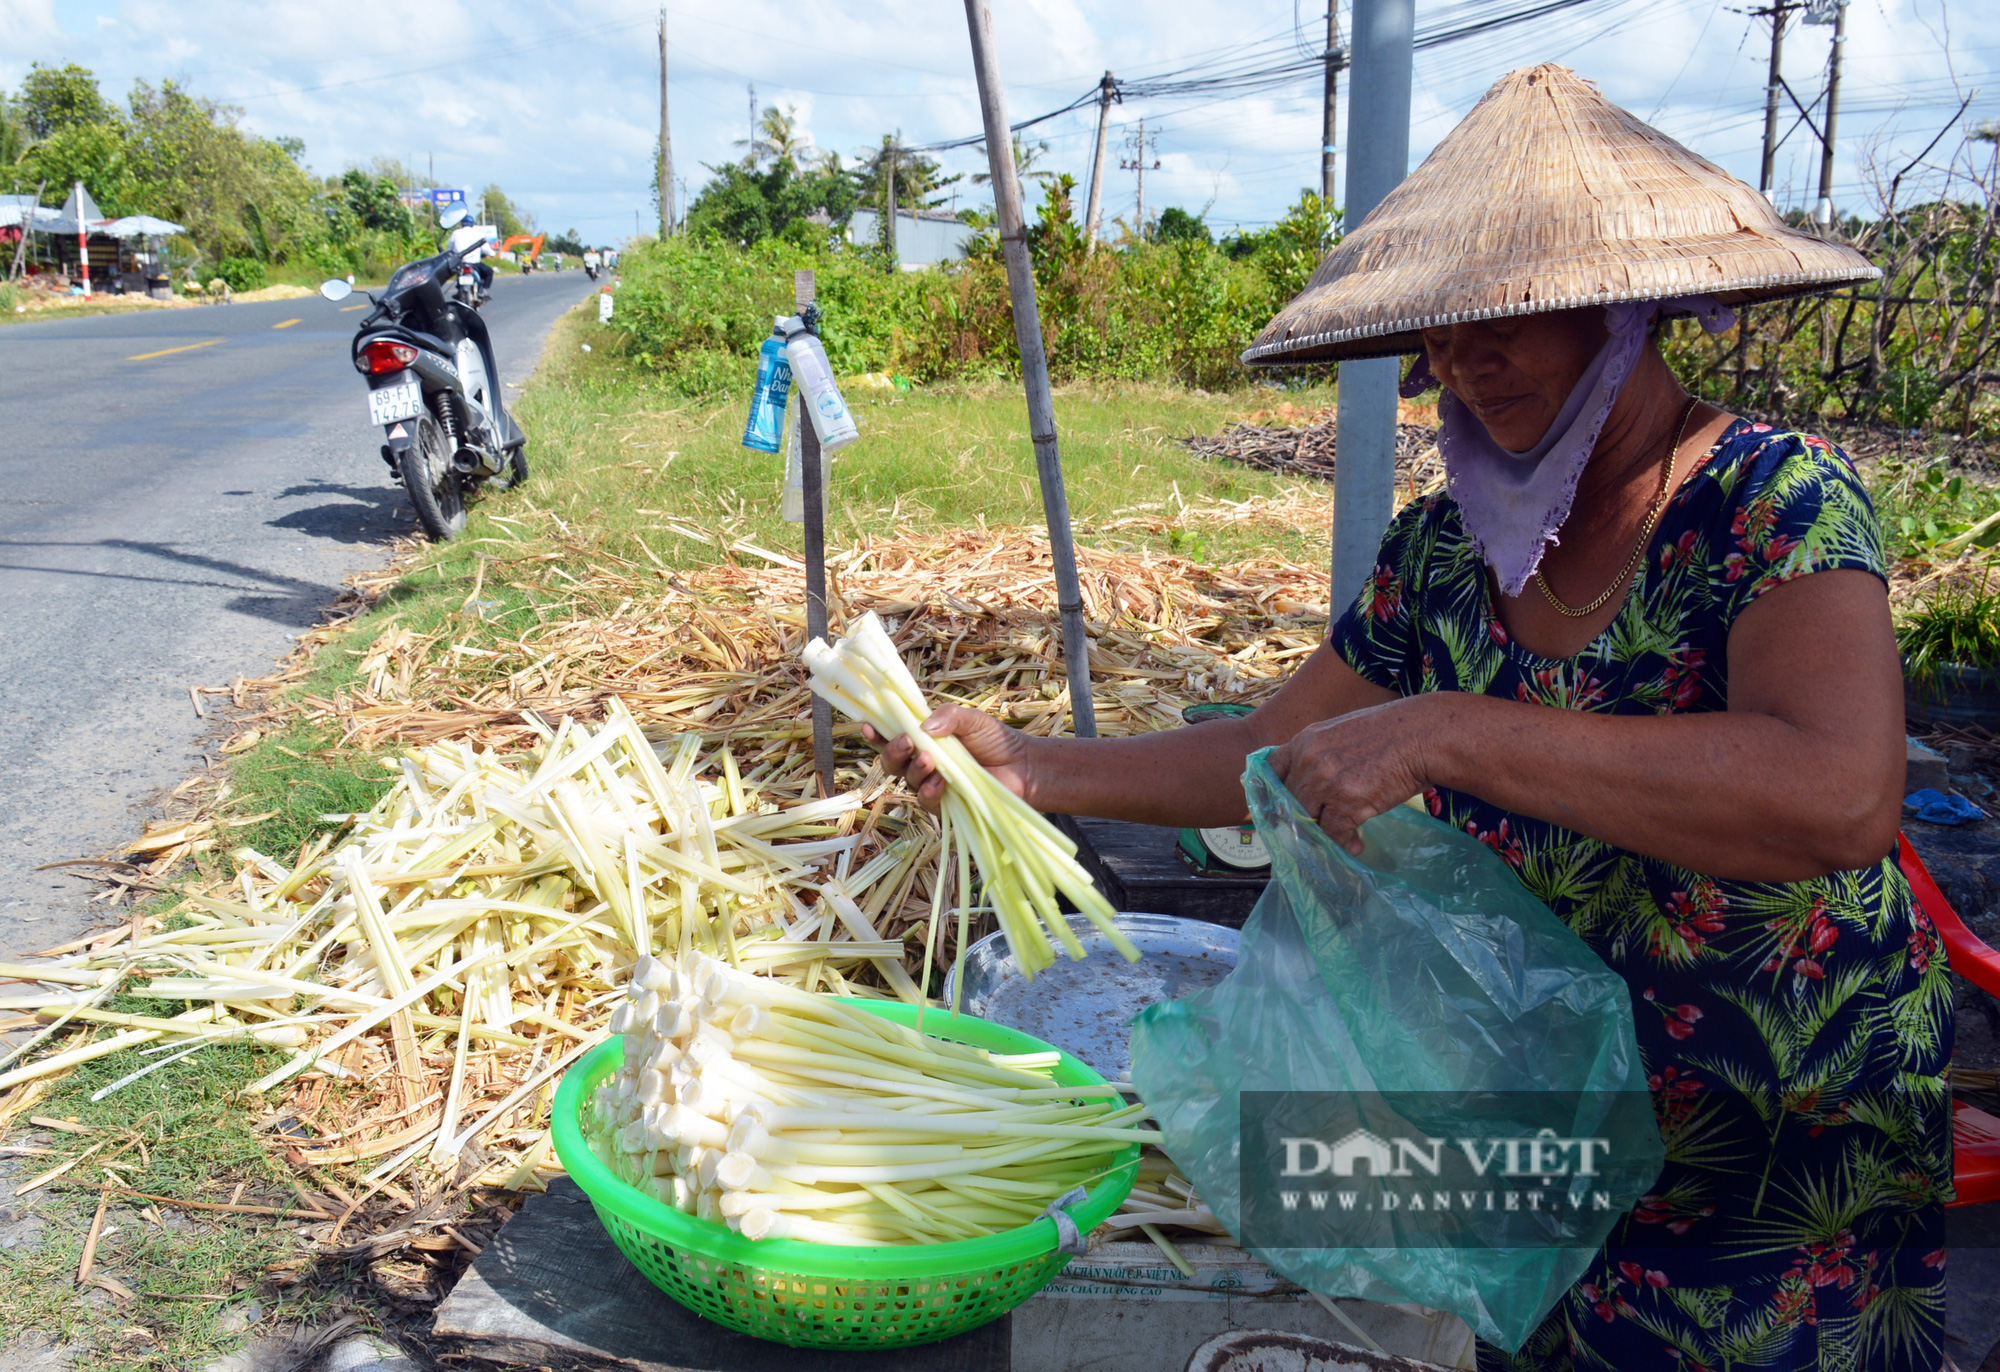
xmin=846 ymin=208 xmax=976 ymax=270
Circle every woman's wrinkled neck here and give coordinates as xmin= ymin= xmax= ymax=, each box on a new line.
xmin=1571 ymin=345 xmax=1686 ymax=501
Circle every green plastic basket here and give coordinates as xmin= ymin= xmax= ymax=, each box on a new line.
xmin=550 ymin=999 xmax=1141 ymax=1349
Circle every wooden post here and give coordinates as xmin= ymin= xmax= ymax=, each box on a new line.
xmin=1084 ymin=72 xmax=1115 ymax=251
xmin=962 ymin=0 xmax=1097 ymax=738
xmin=796 ymin=269 xmax=835 ymax=794
xmin=8 ymin=180 xmax=45 ymax=283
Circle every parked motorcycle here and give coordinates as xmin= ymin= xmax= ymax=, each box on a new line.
xmin=320 ymin=204 xmax=527 ymax=540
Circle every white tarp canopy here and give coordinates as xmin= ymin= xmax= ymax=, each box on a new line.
xmin=99 ymin=215 xmax=186 ymax=239
xmin=0 ymin=199 xmax=61 ymax=231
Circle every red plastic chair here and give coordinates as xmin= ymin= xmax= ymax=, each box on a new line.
xmin=1897 ymin=832 xmax=2000 ymax=1207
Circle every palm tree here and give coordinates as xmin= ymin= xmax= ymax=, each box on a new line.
xmin=971 ymin=135 xmax=1055 ymax=187
xmin=852 ymin=137 xmax=955 ymax=211
xmin=736 ymin=104 xmax=812 ymax=169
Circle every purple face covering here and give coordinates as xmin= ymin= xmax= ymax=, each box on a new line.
xmin=1406 ymin=296 xmax=1737 ymax=597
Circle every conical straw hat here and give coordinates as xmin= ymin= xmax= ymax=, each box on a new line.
xmin=1244 ymin=64 xmax=1878 ymax=365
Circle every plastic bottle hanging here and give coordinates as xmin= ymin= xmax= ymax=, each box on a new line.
xmin=740 ymin=318 xmax=793 ymax=453
xmin=780 ymin=318 xmax=860 ymax=452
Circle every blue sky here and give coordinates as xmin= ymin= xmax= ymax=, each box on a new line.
xmin=3 ymin=0 xmax=1994 ymax=242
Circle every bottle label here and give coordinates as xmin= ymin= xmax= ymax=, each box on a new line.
xmin=740 ymin=354 xmax=792 ymax=453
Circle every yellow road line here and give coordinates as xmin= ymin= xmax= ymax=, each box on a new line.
xmin=340 ymin=304 xmax=368 ymax=312
xmin=128 ymin=339 xmax=223 ymax=362
xmin=273 ymin=318 xmax=302 ymax=329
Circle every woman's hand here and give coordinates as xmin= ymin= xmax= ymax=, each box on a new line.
xmin=1267 ymin=695 xmax=1448 ymax=854
xmin=863 ymin=706 xmax=1038 ymax=812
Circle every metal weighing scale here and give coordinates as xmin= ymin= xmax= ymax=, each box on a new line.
xmin=1174 ymin=702 xmax=1273 ymax=879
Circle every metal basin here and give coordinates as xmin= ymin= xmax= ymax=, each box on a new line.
xmin=942 ymin=912 xmax=1240 ymax=1080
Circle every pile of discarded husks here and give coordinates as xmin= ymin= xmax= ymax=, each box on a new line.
xmin=1182 ymin=408 xmax=1442 ymax=489
xmin=240 ymin=525 xmax=1331 ymax=766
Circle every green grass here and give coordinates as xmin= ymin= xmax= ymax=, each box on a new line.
xmin=0 ymin=1040 xmax=352 ymax=1370
xmin=1898 ymin=575 xmax=2000 ymax=697
xmin=507 ymin=304 xmax=1335 ymax=567
xmin=224 ymin=724 xmax=402 ymax=864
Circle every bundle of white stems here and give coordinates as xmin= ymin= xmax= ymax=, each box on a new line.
xmin=804 ymin=612 xmax=1139 ymax=982
xmin=585 ymin=951 xmax=1158 ymax=1245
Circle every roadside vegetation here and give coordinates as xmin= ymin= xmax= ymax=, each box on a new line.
xmin=0 ymin=63 xmax=551 ymax=287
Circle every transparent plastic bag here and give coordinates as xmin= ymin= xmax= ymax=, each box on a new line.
xmin=1128 ymin=749 xmax=1665 ymax=1352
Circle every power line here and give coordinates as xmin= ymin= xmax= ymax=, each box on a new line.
xmin=909 ymin=0 xmax=1630 ymax=154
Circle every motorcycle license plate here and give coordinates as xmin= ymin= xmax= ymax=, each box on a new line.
xmin=369 ymin=383 xmax=422 ymax=426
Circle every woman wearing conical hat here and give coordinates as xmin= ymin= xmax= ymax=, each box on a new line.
xmin=875 ymin=66 xmax=1948 ymax=1368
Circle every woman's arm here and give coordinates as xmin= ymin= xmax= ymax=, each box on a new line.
xmin=1270 ymin=568 xmax=1905 ymax=881
xmin=874 ymin=645 xmax=1397 ymax=828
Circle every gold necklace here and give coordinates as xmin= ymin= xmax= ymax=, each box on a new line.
xmin=1532 ymin=397 xmax=1700 ymax=620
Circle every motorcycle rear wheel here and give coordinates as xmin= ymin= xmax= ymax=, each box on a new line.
xmin=405 ymin=414 xmax=467 ymax=541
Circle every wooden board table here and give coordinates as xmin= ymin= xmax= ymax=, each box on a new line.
xmin=431 ymin=1178 xmax=1008 ymax=1371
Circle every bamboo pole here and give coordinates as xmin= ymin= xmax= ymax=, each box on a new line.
xmin=961 ymin=0 xmax=1097 ymax=738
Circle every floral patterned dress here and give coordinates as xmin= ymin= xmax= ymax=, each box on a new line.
xmin=1328 ymin=421 xmax=1954 ymax=1372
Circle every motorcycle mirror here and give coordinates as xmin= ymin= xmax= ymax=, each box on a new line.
xmin=319 ymin=278 xmax=354 ymax=302
xmin=439 ymin=203 xmax=471 ymax=229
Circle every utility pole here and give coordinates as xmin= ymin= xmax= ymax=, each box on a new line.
xmin=658 ymin=7 xmax=675 ymax=235
xmin=1757 ymin=2 xmax=1796 ymax=199
xmin=1809 ymin=0 xmax=1847 ymax=230
xmin=1136 ymin=118 xmax=1147 ymax=232
xmin=884 ymin=136 xmax=899 ymax=266
xmin=1121 ymin=120 xmax=1158 ymax=237
xmin=1322 ymin=0 xmax=1341 ymax=201
xmin=1084 ymin=71 xmax=1116 ymax=251
xmin=748 ymin=83 xmax=758 ymax=163
xmin=1331 ymin=0 xmax=1414 ymax=605
xmin=961 ymin=0 xmax=1098 ymax=738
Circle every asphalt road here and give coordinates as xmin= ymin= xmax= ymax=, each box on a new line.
xmin=0 ymin=269 xmax=598 ymax=958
